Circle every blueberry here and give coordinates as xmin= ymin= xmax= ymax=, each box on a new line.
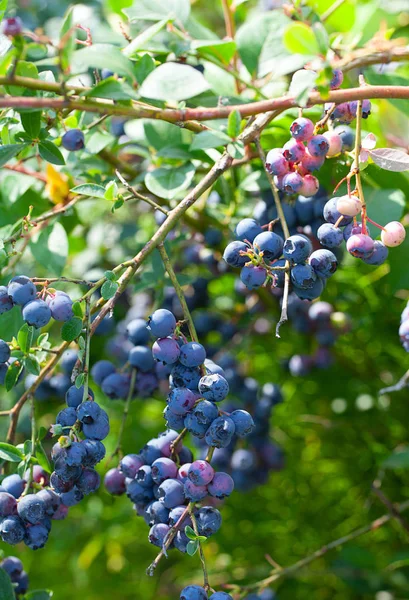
xmin=0 ymin=515 xmax=25 ymax=544
xmin=189 ymin=400 xmax=218 ymax=427
xmin=253 ymin=231 xmax=283 ymax=261
xmin=101 ymin=372 xmax=130 ymax=399
xmin=17 ymin=494 xmax=46 ymax=524
xmin=317 ymin=223 xmax=343 ymax=248
xmin=178 ymin=446 xmax=193 ymax=464
xmin=1 ymin=17 xmax=23 ymax=36
xmin=152 ymin=337 xmax=181 ymax=365
xmin=293 ymin=277 xmax=324 ymax=300
xmin=36 ymin=489 xmax=61 ymax=516
xmin=0 ymin=556 xmax=23 ymax=577
xmin=205 ymin=416 xmax=235 ymax=448
xmin=77 ymin=400 xmax=100 ymax=424
xmin=48 ymin=293 xmax=73 ymax=321
xmin=334 ymin=125 xmax=355 ymax=150
xmin=307 ymin=135 xmax=330 ymax=157
xmin=330 ymin=69 xmax=343 ymax=89
xmin=323 ymin=197 xmax=352 ymax=226
xmin=168 ymin=505 xmax=191 ymax=528
xmin=164 ymin=405 xmax=185 ymax=430
xmin=231 ymin=448 xmax=255 ymax=471
xmin=157 ymin=479 xmax=185 ymax=508
xmin=177 ymin=463 xmax=192 ymax=484
xmin=141 ymin=439 xmax=162 ymax=465
xmin=240 ymin=265 xmax=267 ymax=290
xmin=66 ymin=385 xmax=94 ymax=408
xmin=24 ymin=523 xmax=49 ymax=549
xmin=61 ymin=129 xmax=85 ymax=151
xmin=174 ymin=530 xmax=190 ymax=553
xmin=235 ymin=218 xmax=263 ymax=243
xmin=180 ymin=585 xmax=207 ymax=600
xmin=147 ymin=309 xmax=177 ymax=338
xmin=65 ymin=441 xmax=87 ymax=467
xmin=283 ymin=234 xmax=312 ymax=263
xmin=101 ymin=68 xmax=114 ymax=79
xmin=60 ymin=349 xmax=78 ymax=375
xmin=151 ymin=457 xmax=178 ymax=485
xmin=198 ymin=373 xmax=229 ymax=402
xmin=283 ymin=139 xmax=306 ymax=163
xmin=81 ymin=439 xmax=106 ymax=466
xmin=209 ymin=594 xmax=233 ymax=600
xmin=22 ymin=298 xmax=51 ymax=328
xmin=120 ymin=454 xmax=144 ymax=478
xmin=0 ymin=492 xmax=17 ymax=517
xmin=148 ymin=523 xmax=170 ymax=547
xmin=145 ymin=501 xmax=170 ymax=525
xmin=135 ymin=372 xmax=158 ymax=398
xmin=82 ymin=411 xmax=109 ymax=440
xmin=2 ymin=474 xmax=26 ymax=498
xmin=282 ymin=172 xmax=303 ymax=194
xmin=230 ymin=410 xmax=255 ymax=437
xmin=196 ymin=506 xmax=222 ymax=537
xmin=223 ymin=241 xmax=249 ymax=268
xmin=184 ymin=479 xmax=208 ymax=502
xmin=76 ymin=468 xmax=100 ymax=495
xmin=361 ymin=240 xmax=389 ymax=265
xmin=289 ymin=117 xmax=314 ymax=141
xmin=0 ymin=339 xmax=10 ymax=363
xmin=0 ymin=286 xmax=13 ymax=314
xmin=291 ymin=264 xmax=317 ymax=289
xmin=171 ymin=363 xmax=201 ymax=390
xmin=129 ymin=345 xmax=155 ymax=372
xmin=207 ymin=472 xmax=234 ymax=499
xmin=179 ymin=342 xmax=206 ymax=368
xmin=309 ymin=249 xmax=338 ymax=278
xmin=8 ymin=275 xmax=36 ymax=306
xmin=126 ymin=318 xmax=150 ymax=345
xmin=168 ymin=387 xmax=198 ymax=415
xmin=261 ymin=382 xmax=283 ymax=405
xmin=59 ymin=487 xmax=84 ymax=507
xmin=188 ymin=460 xmax=214 ymax=485
xmin=49 ymin=373 xmax=71 ymax=398
xmin=136 ymin=465 xmax=153 ymax=488
xmin=265 ymin=149 xmax=289 ymax=176
xmin=308 ymin=301 xmax=333 ymax=323
xmin=14 ymin=570 xmax=29 ymax=595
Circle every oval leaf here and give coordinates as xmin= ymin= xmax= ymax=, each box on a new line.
xmin=283 ymin=22 xmax=319 ymax=55
xmin=140 ymin=63 xmax=210 ymax=101
xmin=145 ymin=163 xmax=195 ymax=200
xmin=101 ymin=280 xmax=119 ymax=300
xmin=369 ymin=148 xmax=409 ymax=172
xmin=71 ymin=184 xmax=107 ymax=198
xmin=38 ymin=141 xmax=65 ymax=165
xmin=0 ymin=441 xmax=24 ymax=462
xmin=0 ymin=567 xmax=16 ymax=600
xmin=61 ymin=317 xmax=83 ymax=342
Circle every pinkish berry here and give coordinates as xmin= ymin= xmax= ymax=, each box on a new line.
xmin=187 ymin=460 xmax=215 ymax=486
xmin=346 ymin=234 xmax=375 ymax=258
xmin=336 ymin=194 xmax=362 ymax=217
xmin=381 ymin=221 xmax=406 ymax=247
xmin=1 ymin=17 xmax=23 ymax=36
xmin=323 ymin=131 xmax=343 ymax=157
xmin=282 ymin=172 xmax=303 ymax=193
xmin=330 ymin=69 xmax=343 ymax=90
xmin=299 ymin=174 xmax=319 ymax=197
xmin=274 ymin=175 xmax=285 ymax=190
xmin=289 ymin=117 xmax=314 ymax=142
xmin=265 ymin=149 xmax=289 ymax=176
xmin=331 ymin=103 xmax=355 ymax=124
xmin=307 ymin=135 xmax=330 ymax=158
xmin=282 ymin=139 xmax=306 ymax=163
xmin=301 ymin=151 xmax=325 ymax=172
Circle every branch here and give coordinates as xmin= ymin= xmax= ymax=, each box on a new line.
xmin=239 ymin=499 xmax=409 ymax=592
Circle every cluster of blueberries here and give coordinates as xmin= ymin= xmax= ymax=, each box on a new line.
xmin=0 ymin=556 xmax=29 ymax=596
xmin=0 ymin=466 xmax=66 ymax=550
xmin=179 ymin=586 xmax=276 ymax=600
xmin=286 ymin=298 xmax=350 ymax=376
xmin=399 ymin=301 xmax=409 ymax=352
xmin=264 ymin=70 xmax=358 ymax=197
xmin=317 ymin=196 xmax=405 ymax=264
xmin=104 ymin=430 xmax=227 ymax=553
xmin=0 ymin=275 xmax=74 ymax=329
xmin=223 ymin=217 xmax=338 ymax=301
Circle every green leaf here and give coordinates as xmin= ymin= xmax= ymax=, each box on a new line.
xmin=192 ymin=39 xmax=237 ymax=65
xmin=123 ymin=19 xmax=169 ymax=57
xmin=312 ymin=23 xmax=329 ymax=55
xmin=38 ymin=141 xmax=65 ymax=166
xmin=134 ymin=53 xmax=156 ymax=85
xmin=383 ymin=448 xmax=409 ymax=469
xmin=20 ymin=111 xmax=42 ymax=139
xmin=0 ymin=0 xmax=8 ymax=22
xmin=189 ymin=130 xmax=231 ymax=151
xmin=289 ymin=69 xmax=318 ymax=107
xmin=0 ymin=442 xmax=24 ymax=462
xmin=72 ymin=44 xmax=136 ymax=81
xmin=227 ymin=141 xmax=245 ymax=160
xmin=104 ymin=271 xmax=116 ymax=282
xmin=0 ymin=567 xmax=15 ymax=600
xmin=61 ymin=317 xmax=83 ymax=342
xmin=125 ymin=0 xmax=191 ymax=24
xmin=186 ymin=540 xmax=199 ymax=556
xmin=283 ymin=22 xmax=320 ymax=55
xmin=5 ymin=361 xmax=23 ymax=392
xmin=145 ymin=163 xmax=195 ymax=200
xmin=184 ymin=525 xmax=197 ymax=540
xmin=369 ymin=148 xmax=409 ymax=172
xmin=139 ymin=63 xmax=209 ymax=101
xmin=25 ymin=355 xmax=41 ymax=376
xmin=17 ymin=322 xmax=34 ymax=354
xmin=75 ymin=373 xmax=85 ymax=388
xmin=71 ymin=184 xmax=107 ymax=199
xmin=227 ymin=110 xmax=241 ymax=139
xmin=30 ymin=223 xmax=69 ymax=277
xmin=25 ymin=591 xmax=53 ymax=600
xmin=0 ymin=143 xmax=26 ymax=168
xmin=104 ymin=181 xmax=118 ymax=202
xmin=84 ymin=78 xmax=138 ymax=101
xmin=236 ymin=13 xmax=278 ymax=75
xmin=72 ymin=301 xmax=83 ymax=318
xmin=59 ymin=6 xmax=75 ymax=73
xmin=35 ymin=441 xmax=52 ymax=474
xmin=101 ymin=280 xmax=119 ymax=300
xmin=364 ymin=188 xmax=405 ymax=239
xmin=143 ymin=120 xmax=183 ymax=151
xmin=37 ymin=333 xmax=49 ymax=348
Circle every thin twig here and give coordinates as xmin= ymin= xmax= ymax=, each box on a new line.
xmin=116 ymin=171 xmax=169 ymax=216
xmin=372 ymin=485 xmax=409 ymax=534
xmin=107 ymin=368 xmax=137 ymax=465
xmin=190 ymin=508 xmax=210 ymax=591
xmin=379 ymin=368 xmax=409 ymax=395
xmin=321 ymin=0 xmax=346 ymax=22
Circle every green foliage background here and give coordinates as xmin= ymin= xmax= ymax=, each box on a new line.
xmin=0 ymin=0 xmax=408 ymax=599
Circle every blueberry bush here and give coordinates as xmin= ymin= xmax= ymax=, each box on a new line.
xmin=1 ymin=0 xmax=409 ymax=599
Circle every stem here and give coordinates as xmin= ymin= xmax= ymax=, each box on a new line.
xmin=31 ymin=277 xmax=95 ymax=287
xmin=220 ymin=0 xmax=240 ymax=94
xmin=22 ymin=395 xmax=36 ymax=496
xmin=108 ymin=368 xmax=137 ymax=464
xmin=170 ymin=428 xmax=188 ymax=460
xmin=116 ymin=171 xmax=168 ymax=216
xmin=241 ymin=499 xmax=409 ymax=592
xmin=190 ymin=508 xmax=210 ymax=591
xmin=81 ymin=298 xmax=92 ymax=403
xmin=372 ymin=485 xmax=409 ymax=535
xmin=276 ymin=267 xmax=290 ymax=339
xmin=321 ymin=0 xmax=346 ymax=21
xmin=158 ymin=244 xmax=199 ymax=342
xmin=379 ymin=368 xmax=409 ymax=394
